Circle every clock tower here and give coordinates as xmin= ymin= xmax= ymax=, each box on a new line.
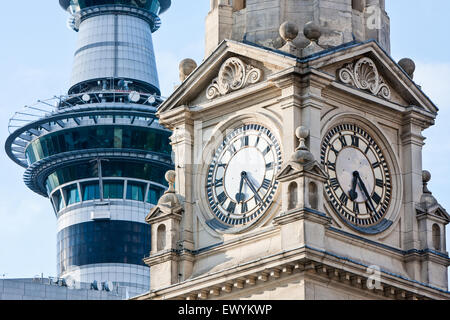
xmin=137 ymin=0 xmax=450 ymax=300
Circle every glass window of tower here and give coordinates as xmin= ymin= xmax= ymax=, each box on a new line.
xmin=126 ymin=182 xmax=146 ymax=201
xmin=81 ymin=182 xmax=100 ymax=201
xmin=26 ymin=126 xmax=172 ymax=165
xmin=64 ymin=184 xmax=80 ymax=205
xmin=147 ymin=186 xmax=163 ymax=205
xmin=103 ymin=180 xmax=124 ymax=199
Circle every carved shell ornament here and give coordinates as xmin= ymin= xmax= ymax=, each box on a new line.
xmin=206 ymin=57 xmax=263 ymax=100
xmin=338 ymin=57 xmax=391 ymax=100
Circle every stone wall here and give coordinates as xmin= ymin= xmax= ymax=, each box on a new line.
xmin=205 ymin=0 xmax=390 ymax=56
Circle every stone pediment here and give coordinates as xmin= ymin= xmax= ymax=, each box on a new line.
xmin=311 ymin=40 xmax=438 ymax=115
xmin=277 ymin=160 xmax=328 ymax=182
xmin=158 ymin=40 xmax=298 ymax=115
xmin=416 ymin=202 xmax=450 ymax=224
xmin=158 ymin=39 xmax=438 ymax=119
xmin=146 ymin=176 xmax=184 ymax=224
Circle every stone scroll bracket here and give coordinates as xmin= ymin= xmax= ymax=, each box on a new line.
xmin=206 ymin=57 xmax=263 ymax=100
xmin=337 ymin=57 xmax=391 ymax=100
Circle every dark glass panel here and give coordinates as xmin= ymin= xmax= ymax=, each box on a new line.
xmin=126 ymin=182 xmax=146 ymax=201
xmin=52 ymin=190 xmax=64 ymax=212
xmin=64 ymin=184 xmax=80 ymax=205
xmin=81 ymin=182 xmax=100 ymax=201
xmin=103 ymin=180 xmax=124 ymax=199
xmin=27 ymin=125 xmax=171 ymax=164
xmin=57 ymin=220 xmax=151 ymax=274
xmin=147 ymin=186 xmax=163 ymax=205
xmin=71 ymin=0 xmax=162 ymax=15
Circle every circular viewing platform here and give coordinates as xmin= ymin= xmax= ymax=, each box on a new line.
xmin=59 ymin=0 xmax=171 ymax=15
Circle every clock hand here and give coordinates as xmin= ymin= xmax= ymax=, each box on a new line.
xmin=235 ymin=171 xmax=246 ymax=203
xmin=242 ymin=173 xmax=262 ymax=204
xmin=356 ymin=174 xmax=377 ymax=214
xmin=349 ymin=171 xmax=359 ymax=201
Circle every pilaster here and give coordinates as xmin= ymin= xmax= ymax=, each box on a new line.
xmin=299 ymin=70 xmax=334 ymax=160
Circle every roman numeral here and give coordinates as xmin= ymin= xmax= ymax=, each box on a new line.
xmin=329 ymin=145 xmax=340 ymax=156
xmin=339 ymin=135 xmax=347 ymax=147
xmin=241 ymin=135 xmax=249 ymax=147
xmin=351 ymin=135 xmax=360 ymax=148
xmin=353 ymin=202 xmax=360 ymax=214
xmin=339 ymin=193 xmax=349 ymax=206
xmin=261 ymin=179 xmax=271 ymax=190
xmin=228 ymin=144 xmax=237 ymax=155
xmin=254 ymin=136 xmax=260 ymax=147
xmin=241 ymin=202 xmax=248 ymax=213
xmin=263 ymin=146 xmax=271 ymax=156
xmin=227 ymin=202 xmax=236 ymax=214
xmin=214 ymin=178 xmax=224 ymax=188
xmin=329 ymin=178 xmax=340 ymax=191
xmin=372 ymin=192 xmax=382 ymax=205
xmin=327 ymin=162 xmax=336 ymax=172
xmin=372 ymin=161 xmax=381 ymax=169
xmin=365 ymin=202 xmax=374 ymax=215
xmin=376 ymin=179 xmax=384 ymax=188
xmin=266 ymin=162 xmax=274 ymax=170
xmin=217 ymin=192 xmax=227 ymax=205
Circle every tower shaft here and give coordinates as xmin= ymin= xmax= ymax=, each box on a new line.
xmin=205 ymin=0 xmax=390 ymax=57
xmin=69 ymin=6 xmax=160 ymax=94
xmin=6 ymin=0 xmax=173 ymax=298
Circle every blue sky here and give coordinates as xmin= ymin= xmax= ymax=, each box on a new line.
xmin=0 ymin=1 xmax=449 ymax=285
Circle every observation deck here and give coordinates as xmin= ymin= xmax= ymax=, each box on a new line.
xmin=4 ymin=0 xmax=174 ymax=297
xmin=59 ymin=0 xmax=171 ymax=15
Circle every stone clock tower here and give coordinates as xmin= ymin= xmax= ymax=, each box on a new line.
xmin=136 ymin=0 xmax=450 ymax=300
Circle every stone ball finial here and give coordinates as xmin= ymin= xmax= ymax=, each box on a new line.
xmin=296 ymin=126 xmax=310 ymax=141
xmin=279 ymin=21 xmax=299 ymax=42
xmin=423 ymin=170 xmax=431 ymax=183
xmin=398 ymin=58 xmax=416 ymax=79
xmin=303 ymin=21 xmax=322 ymax=43
xmin=291 ymin=126 xmax=314 ymax=164
xmin=179 ymin=58 xmax=197 ymax=82
xmin=420 ymin=170 xmax=437 ymax=207
xmin=165 ymin=170 xmax=176 ymax=193
xmin=422 ymin=170 xmax=432 ymax=194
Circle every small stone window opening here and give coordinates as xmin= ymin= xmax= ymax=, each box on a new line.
xmin=432 ymin=224 xmax=441 ymax=251
xmin=157 ymin=224 xmax=166 ymax=251
xmin=309 ymin=182 xmax=318 ymax=210
xmin=352 ymin=0 xmax=365 ymax=12
xmin=288 ymin=182 xmax=298 ymax=210
xmin=232 ymin=0 xmax=246 ymax=11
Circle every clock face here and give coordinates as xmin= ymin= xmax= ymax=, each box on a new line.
xmin=321 ymin=124 xmax=392 ymax=227
xmin=206 ymin=124 xmax=282 ymax=229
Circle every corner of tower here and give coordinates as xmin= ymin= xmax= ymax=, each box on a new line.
xmin=204 ymin=0 xmax=391 ymax=58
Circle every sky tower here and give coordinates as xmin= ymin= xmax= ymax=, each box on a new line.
xmin=5 ymin=0 xmax=172 ymax=297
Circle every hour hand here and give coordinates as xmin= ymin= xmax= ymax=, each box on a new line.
xmin=235 ymin=171 xmax=246 ymax=203
xmin=349 ymin=171 xmax=359 ymax=201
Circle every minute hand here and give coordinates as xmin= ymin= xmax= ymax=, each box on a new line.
xmin=243 ymin=174 xmax=262 ymax=204
xmin=356 ymin=175 xmax=377 ymax=214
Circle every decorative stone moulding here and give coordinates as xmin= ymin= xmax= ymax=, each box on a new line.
xmin=338 ymin=57 xmax=391 ymax=100
xmin=206 ymin=57 xmax=263 ymax=100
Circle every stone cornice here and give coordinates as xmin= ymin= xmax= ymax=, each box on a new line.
xmin=135 ymin=245 xmax=449 ymax=300
xmin=274 ymin=208 xmax=331 ymax=226
xmin=157 ymin=106 xmax=193 ymax=130
xmin=143 ymin=250 xmax=178 ymax=267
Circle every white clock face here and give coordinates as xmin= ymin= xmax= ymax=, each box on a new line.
xmin=206 ymin=124 xmax=282 ymax=229
xmin=321 ymin=123 xmax=392 ymax=227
